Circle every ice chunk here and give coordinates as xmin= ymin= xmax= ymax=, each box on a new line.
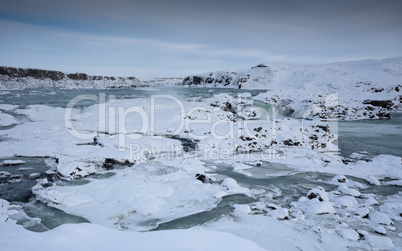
xmin=267 ymin=208 xmax=289 ymax=220
xmin=338 ymin=184 xmax=361 ymax=197
xmin=233 ymin=204 xmax=251 ymax=215
xmin=370 ymin=212 xmax=393 ymax=226
xmin=355 ymin=207 xmax=370 ymax=218
xmin=365 ymin=196 xmax=379 ymax=206
xmin=221 ymin=178 xmax=239 ymax=188
xmin=338 ymin=229 xmax=360 ymax=241
xmin=373 ymin=225 xmax=387 ymax=235
xmin=2 ymin=160 xmax=25 ymax=166
xmin=366 ymin=176 xmax=381 ymax=186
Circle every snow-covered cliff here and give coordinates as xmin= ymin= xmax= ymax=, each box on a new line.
xmin=0 ymin=66 xmax=142 ymax=89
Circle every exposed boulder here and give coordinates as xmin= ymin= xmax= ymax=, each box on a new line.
xmin=363 ymin=99 xmax=393 ymax=109
xmin=67 ymin=73 xmax=89 ymax=80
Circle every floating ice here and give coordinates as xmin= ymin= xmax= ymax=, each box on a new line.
xmin=2 ymin=160 xmax=25 ymax=166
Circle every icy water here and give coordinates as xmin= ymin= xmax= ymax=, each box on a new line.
xmin=0 ymin=87 xmax=264 ymax=109
xmin=338 ymin=113 xmax=402 ymax=158
xmin=1 ymin=87 xmax=402 ymax=233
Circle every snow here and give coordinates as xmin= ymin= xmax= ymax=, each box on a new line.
xmin=0 ymin=58 xmax=402 ymax=250
xmin=183 ymin=58 xmax=402 ymax=120
xmin=0 ymin=211 xmax=264 ymax=251
xmin=337 ymin=184 xmax=361 ymax=197
xmin=366 ymin=176 xmax=381 ymax=186
xmin=306 ymin=186 xmax=330 ymax=202
xmin=56 ymin=161 xmax=99 ymax=180
xmin=221 ymin=178 xmax=240 ymax=188
xmin=233 ymin=204 xmax=251 ymax=215
xmin=338 ymin=229 xmax=360 ymax=241
xmin=355 ymin=207 xmax=370 ymax=218
xmin=305 ymin=200 xmax=336 ymax=215
xmin=331 ymin=174 xmax=347 ymax=183
xmin=370 ymin=212 xmax=394 ymax=226
xmin=373 ymin=225 xmax=387 ymax=235
xmin=267 ymin=208 xmax=289 ymax=220
xmin=2 ymin=160 xmax=25 ymax=166
xmin=32 ymin=160 xmax=239 ymax=231
xmin=365 ymin=235 xmax=394 ymax=249
xmin=0 ymin=112 xmax=19 ymax=127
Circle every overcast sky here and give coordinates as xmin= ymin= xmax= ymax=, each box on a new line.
xmin=0 ymin=0 xmax=401 ymax=77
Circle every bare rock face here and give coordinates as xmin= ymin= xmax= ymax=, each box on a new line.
xmin=0 ymin=66 xmax=65 ymax=81
xmin=67 ymin=73 xmax=89 ymax=80
xmin=182 ymin=76 xmax=205 ymax=85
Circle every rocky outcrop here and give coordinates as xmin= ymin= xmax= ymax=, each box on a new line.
xmin=362 ymin=99 xmax=393 ymax=109
xmin=182 ymin=71 xmax=250 ymax=89
xmin=0 ymin=66 xmax=141 ymax=89
xmin=67 ymin=73 xmax=89 ymax=80
xmin=0 ymin=66 xmax=65 ymax=81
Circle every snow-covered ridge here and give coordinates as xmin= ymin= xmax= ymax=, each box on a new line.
xmin=0 ymin=66 xmax=144 ymax=89
xmin=182 ymin=58 xmax=402 ymax=120
xmin=181 ymin=58 xmax=402 ymax=90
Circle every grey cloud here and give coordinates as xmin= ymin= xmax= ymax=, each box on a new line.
xmin=0 ymin=0 xmax=401 ymax=75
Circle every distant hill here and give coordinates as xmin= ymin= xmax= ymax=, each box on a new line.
xmin=181 ymin=57 xmax=402 ymax=90
xmin=0 ymin=66 xmax=143 ymax=89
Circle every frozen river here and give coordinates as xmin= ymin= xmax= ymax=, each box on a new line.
xmin=1 ymin=87 xmax=402 ymax=250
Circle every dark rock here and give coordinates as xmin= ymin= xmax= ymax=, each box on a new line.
xmin=193 ymin=76 xmax=203 ymax=85
xmin=103 ymin=158 xmax=133 ymax=170
xmin=377 ymin=112 xmax=391 ymax=118
xmin=370 ymin=87 xmax=384 ymax=93
xmin=283 ymin=139 xmax=300 ymax=146
xmin=336 ymin=177 xmax=347 ymax=183
xmin=239 ymin=135 xmax=253 ymax=141
xmin=316 ymin=125 xmax=329 ymax=133
xmin=223 ymin=76 xmax=232 ymax=86
xmin=67 ymin=73 xmax=88 ymax=80
xmin=195 ymin=173 xmax=211 ymax=183
xmin=0 ymin=66 xmax=65 ymax=80
xmin=307 ymin=192 xmax=324 ymax=202
xmin=252 ymin=64 xmax=268 ymax=69
xmin=222 ymin=102 xmax=233 ymax=112
xmin=363 ymin=99 xmax=393 ymax=109
xmin=206 ymin=77 xmax=214 ymax=84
